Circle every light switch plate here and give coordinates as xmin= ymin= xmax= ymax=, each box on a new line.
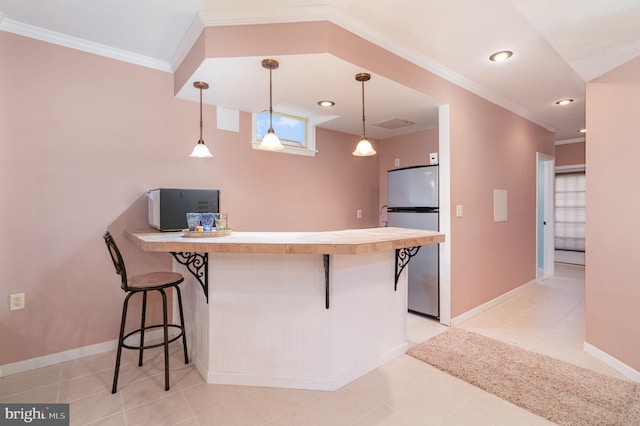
xmin=494 ymin=189 xmax=508 ymax=222
xmin=429 ymin=152 xmax=438 ymax=165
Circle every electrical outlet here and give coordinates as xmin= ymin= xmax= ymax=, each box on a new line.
xmin=10 ymin=293 xmax=25 ymax=310
xmin=456 ymin=205 xmax=464 ymax=218
xmin=356 ymin=209 xmax=363 ymax=219
xmin=394 ymin=158 xmax=400 ymax=167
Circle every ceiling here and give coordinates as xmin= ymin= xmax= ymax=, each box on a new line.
xmin=2 ymin=0 xmax=639 ymax=141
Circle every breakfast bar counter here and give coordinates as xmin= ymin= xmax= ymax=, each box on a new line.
xmin=126 ymin=227 xmax=445 ymax=391
xmin=125 ymin=227 xmax=444 ymax=255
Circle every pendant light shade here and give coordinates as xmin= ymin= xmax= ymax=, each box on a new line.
xmin=190 ymin=81 xmax=213 ymax=158
xmin=259 ymin=59 xmax=284 ymax=151
xmin=353 ymin=73 xmax=376 ymax=156
xmin=353 ymin=137 xmax=375 ymax=156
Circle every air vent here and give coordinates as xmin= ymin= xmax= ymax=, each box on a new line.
xmin=372 ymin=118 xmax=415 ymax=130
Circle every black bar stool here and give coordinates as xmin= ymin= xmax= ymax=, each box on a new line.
xmin=103 ymin=231 xmax=188 ymax=393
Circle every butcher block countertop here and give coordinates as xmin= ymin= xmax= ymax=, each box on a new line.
xmin=125 ymin=227 xmax=445 ymax=255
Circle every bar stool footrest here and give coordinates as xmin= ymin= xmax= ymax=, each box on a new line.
xmin=121 ymin=324 xmax=185 ymax=351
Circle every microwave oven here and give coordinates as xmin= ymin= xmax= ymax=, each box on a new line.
xmin=148 ymin=188 xmax=219 ymax=231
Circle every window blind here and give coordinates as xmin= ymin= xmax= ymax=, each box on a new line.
xmin=555 ymin=172 xmax=586 ymax=251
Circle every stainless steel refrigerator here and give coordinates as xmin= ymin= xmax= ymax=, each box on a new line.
xmin=387 ymin=165 xmax=439 ymax=318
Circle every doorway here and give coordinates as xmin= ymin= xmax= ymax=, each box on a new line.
xmin=537 ymin=153 xmax=555 ymax=279
xmin=554 ymin=168 xmax=586 ymax=266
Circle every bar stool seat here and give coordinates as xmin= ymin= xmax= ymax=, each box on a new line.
xmin=103 ymin=231 xmax=188 ymax=393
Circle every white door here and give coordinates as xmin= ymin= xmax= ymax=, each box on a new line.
xmin=537 ymin=153 xmax=555 ymax=278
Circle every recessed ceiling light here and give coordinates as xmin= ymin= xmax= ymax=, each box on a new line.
xmin=317 ymin=100 xmax=335 ymax=107
xmin=555 ymin=98 xmax=574 ymax=106
xmin=489 ymin=50 xmax=513 ymax=62
xmin=578 ymin=128 xmax=587 ymax=133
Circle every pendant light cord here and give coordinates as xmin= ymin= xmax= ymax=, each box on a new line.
xmin=199 ymin=86 xmax=203 ymax=141
xmin=361 ymin=78 xmax=366 ymax=137
xmin=269 ymin=67 xmax=274 ymax=130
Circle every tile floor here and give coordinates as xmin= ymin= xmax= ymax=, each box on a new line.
xmin=0 ymin=263 xmax=628 ymax=425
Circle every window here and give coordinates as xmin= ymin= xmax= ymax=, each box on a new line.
xmin=555 ymin=172 xmax=585 ymax=252
xmin=252 ymin=111 xmax=317 ymax=156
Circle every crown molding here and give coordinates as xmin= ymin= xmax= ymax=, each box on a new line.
xmin=556 ymin=137 xmax=585 ymax=145
xmin=178 ymin=5 xmax=554 ymax=133
xmin=170 ymin=13 xmax=205 ymax=72
xmin=1 ymin=5 xmax=556 ymax=133
xmin=169 ymin=5 xmax=334 ymax=71
xmin=0 ymin=17 xmax=171 ymax=72
xmin=323 ymin=9 xmax=556 ymax=133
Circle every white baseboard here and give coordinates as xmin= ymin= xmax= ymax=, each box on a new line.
xmin=0 ymin=340 xmax=117 ymax=378
xmin=584 ymin=341 xmax=640 ymax=383
xmin=204 ymin=343 xmax=408 ymax=391
xmin=0 ymin=330 xmax=165 ymax=378
xmin=450 ymin=279 xmax=537 ymax=326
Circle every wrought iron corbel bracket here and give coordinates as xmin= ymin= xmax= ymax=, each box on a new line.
xmin=395 ymin=247 xmax=421 ymax=291
xmin=171 ymin=252 xmax=209 ymax=303
xmin=323 ymin=254 xmax=330 ymax=309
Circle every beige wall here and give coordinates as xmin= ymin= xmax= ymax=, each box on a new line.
xmin=585 ymin=55 xmax=640 ymax=371
xmin=556 ymin=142 xmax=585 ymax=167
xmin=1 ymin=20 xmax=555 ymax=367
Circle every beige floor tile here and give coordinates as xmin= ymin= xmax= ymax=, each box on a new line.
xmin=5 ymin=263 xmax=630 ymax=426
xmin=406 ymin=313 xmax=448 ymax=347
xmin=124 ymin=392 xmax=194 ymax=426
xmin=0 ymin=364 xmax=61 ymax=399
xmin=486 ymin=326 xmax=550 ymax=350
xmin=341 ymin=354 xmax=434 ymax=404
xmin=118 ymin=373 xmax=179 ymax=409
xmin=266 ymin=380 xmax=385 ymax=426
xmin=181 ymin=382 xmax=244 ymax=415
xmin=196 ymin=394 xmax=272 ymax=426
xmin=110 ymin=354 xmax=174 ymax=389
xmin=68 ymin=390 xmax=123 ymax=426
xmin=233 ymin=386 xmax=324 ymax=423
xmin=86 ymin=412 xmax=127 ymax=426
xmin=456 ymin=310 xmax=516 ymax=329
xmin=352 ymin=373 xmax=474 ymax=426
xmin=60 ymin=351 xmax=118 ymax=381
xmin=440 ymin=391 xmax=548 ymax=425
xmin=0 ymin=383 xmax=59 ymax=403
xmin=172 ymin=365 xmax=206 ymax=390
xmin=58 ymin=368 xmax=114 ymax=402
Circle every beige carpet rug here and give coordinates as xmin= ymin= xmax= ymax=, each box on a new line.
xmin=407 ymin=328 xmax=640 ymax=425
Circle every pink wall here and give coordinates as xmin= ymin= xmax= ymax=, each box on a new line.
xmin=318 ymin=23 xmax=555 ymax=316
xmin=0 ymin=31 xmax=378 ymax=365
xmin=556 ymin=142 xmax=585 ymax=166
xmin=1 ymin=20 xmax=555 ymax=366
xmin=190 ymin=23 xmax=555 ymax=318
xmin=585 ymin=56 xmax=640 ymax=371
xmin=447 ymin=94 xmax=555 ymax=314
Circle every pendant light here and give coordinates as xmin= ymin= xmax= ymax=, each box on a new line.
xmin=353 ymin=72 xmax=376 ymax=156
xmin=259 ymin=58 xmax=284 ymax=150
xmin=190 ymin=81 xmax=213 ymax=158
